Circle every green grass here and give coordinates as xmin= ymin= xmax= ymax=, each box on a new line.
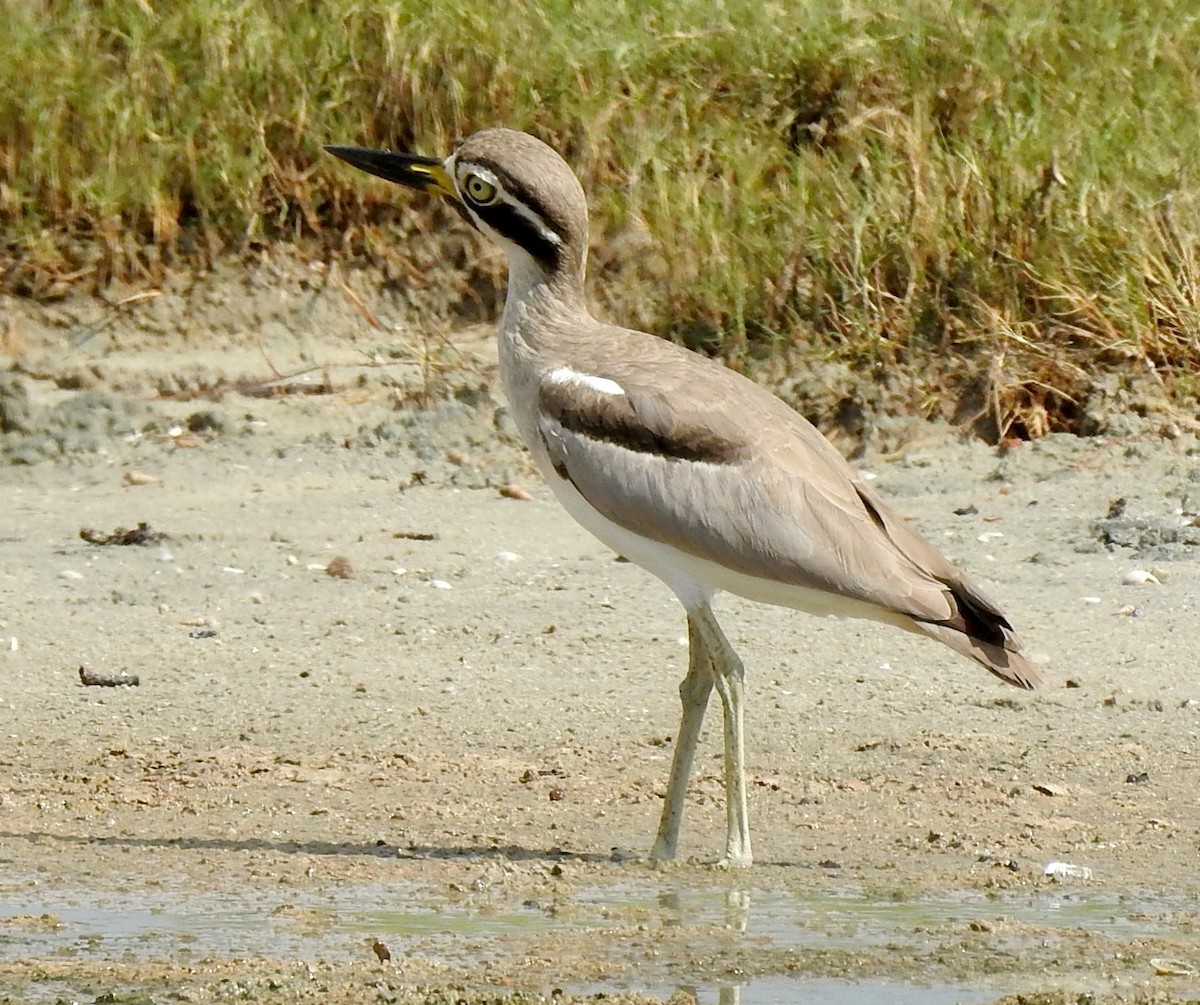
xmin=3 ymin=0 xmax=1199 ymax=436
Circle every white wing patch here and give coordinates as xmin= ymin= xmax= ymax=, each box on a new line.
xmin=546 ymin=366 xmax=626 ymax=397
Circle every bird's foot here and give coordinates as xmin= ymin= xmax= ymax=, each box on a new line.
xmin=715 ymin=846 xmax=753 ymax=869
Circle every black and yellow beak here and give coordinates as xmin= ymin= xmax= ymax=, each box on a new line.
xmin=324 ymin=145 xmax=457 ymax=200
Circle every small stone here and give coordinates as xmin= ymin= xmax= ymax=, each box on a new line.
xmin=1032 ymin=782 xmax=1068 ymax=797
xmin=326 ymin=556 xmax=355 ymax=580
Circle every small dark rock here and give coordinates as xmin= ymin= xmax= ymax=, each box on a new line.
xmin=78 ymin=666 xmax=140 ymax=687
xmin=186 ymin=409 xmax=227 ymax=434
xmin=325 ymin=555 xmax=356 ymax=579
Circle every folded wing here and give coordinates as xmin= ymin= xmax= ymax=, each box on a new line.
xmin=535 ymin=345 xmax=1041 ymax=689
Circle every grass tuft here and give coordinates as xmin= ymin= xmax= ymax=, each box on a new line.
xmin=3 ymin=0 xmax=1199 ymax=435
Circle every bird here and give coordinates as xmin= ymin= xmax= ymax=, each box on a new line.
xmin=326 ymin=128 xmax=1043 ymax=868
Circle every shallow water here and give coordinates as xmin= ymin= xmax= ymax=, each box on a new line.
xmin=0 ymin=878 xmax=1184 ymax=1003
xmin=654 ymin=979 xmax=996 ymax=1005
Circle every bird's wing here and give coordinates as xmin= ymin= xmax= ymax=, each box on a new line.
xmin=534 ymin=339 xmax=1040 ymax=688
xmin=536 ymin=354 xmax=942 ymax=613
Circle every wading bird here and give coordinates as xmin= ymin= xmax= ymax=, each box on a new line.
xmin=327 ymin=129 xmax=1041 ymax=867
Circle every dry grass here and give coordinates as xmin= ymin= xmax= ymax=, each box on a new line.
xmin=3 ymin=0 xmax=1199 ymax=436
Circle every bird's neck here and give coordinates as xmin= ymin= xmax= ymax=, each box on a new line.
xmin=499 ymin=246 xmax=590 ymax=356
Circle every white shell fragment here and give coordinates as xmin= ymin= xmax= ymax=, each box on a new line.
xmin=1043 ymin=861 xmax=1093 ymax=881
xmin=1123 ymin=569 xmax=1160 ymax=585
xmin=1149 ymin=958 xmax=1195 ymax=977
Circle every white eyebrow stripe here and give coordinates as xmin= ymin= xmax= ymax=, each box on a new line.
xmin=507 ymin=195 xmax=564 ymax=246
xmin=455 ymin=162 xmax=498 ymax=193
xmin=546 ymin=366 xmax=626 ymax=397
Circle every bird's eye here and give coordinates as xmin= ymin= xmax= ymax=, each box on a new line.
xmin=463 ymin=173 xmax=499 ymax=205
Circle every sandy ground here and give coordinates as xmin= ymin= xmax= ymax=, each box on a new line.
xmin=1 ymin=266 xmax=1199 ymax=1004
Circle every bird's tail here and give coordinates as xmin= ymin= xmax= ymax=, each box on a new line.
xmin=912 ymin=618 xmax=1044 ymax=690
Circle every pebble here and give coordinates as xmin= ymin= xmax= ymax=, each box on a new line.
xmin=1113 ymin=604 xmax=1144 ymax=617
xmin=428 ymin=580 xmax=452 ymax=590
xmin=325 ymin=556 xmax=355 ymax=580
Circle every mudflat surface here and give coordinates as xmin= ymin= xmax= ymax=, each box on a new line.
xmin=1 ymin=273 xmax=1199 ymax=1004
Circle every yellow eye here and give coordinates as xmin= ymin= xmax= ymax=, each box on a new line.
xmin=463 ymin=173 xmax=498 ymax=205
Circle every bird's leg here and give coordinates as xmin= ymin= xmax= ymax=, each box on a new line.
xmin=692 ymin=603 xmax=752 ymax=868
xmin=650 ymin=610 xmax=714 ymax=862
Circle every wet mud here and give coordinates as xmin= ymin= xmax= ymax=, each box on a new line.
xmin=1 ymin=271 xmax=1199 ymax=1004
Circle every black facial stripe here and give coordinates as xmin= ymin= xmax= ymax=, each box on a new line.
xmin=474 ymin=202 xmax=563 ymax=271
xmin=466 ymin=159 xmax=573 ymax=247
